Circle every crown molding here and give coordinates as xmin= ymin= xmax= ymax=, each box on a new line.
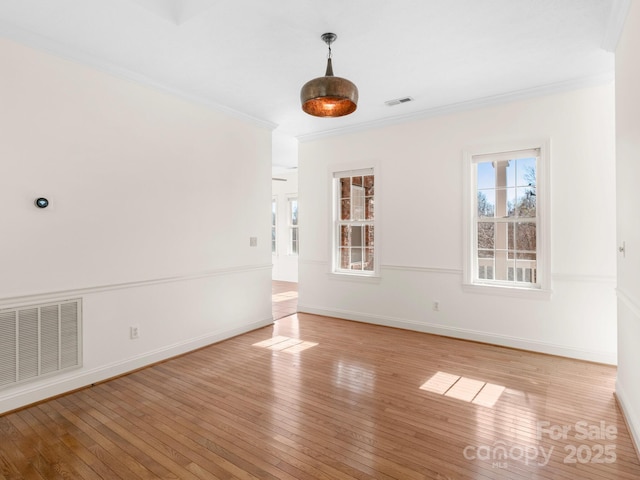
xmin=0 ymin=21 xmax=277 ymax=131
xmin=601 ymin=0 xmax=632 ymax=52
xmin=0 ymin=15 xmax=617 ymax=142
xmin=297 ymin=71 xmax=615 ymax=143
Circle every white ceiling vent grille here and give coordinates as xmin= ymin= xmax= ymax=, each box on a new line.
xmin=0 ymin=299 xmax=82 ymax=390
xmin=385 ymin=96 xmax=414 ymax=106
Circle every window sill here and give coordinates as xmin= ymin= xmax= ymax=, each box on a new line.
xmin=329 ymin=272 xmax=382 ymax=284
xmin=462 ymin=282 xmax=552 ymax=300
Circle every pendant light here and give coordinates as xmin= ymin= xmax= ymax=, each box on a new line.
xmin=300 ymin=33 xmax=358 ymax=117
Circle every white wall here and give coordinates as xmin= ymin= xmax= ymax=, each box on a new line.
xmin=298 ymin=83 xmax=617 ymax=364
xmin=615 ymin=0 xmax=640 ymax=454
xmin=272 ymin=171 xmax=299 ymax=282
xmin=0 ymin=39 xmax=273 ymax=413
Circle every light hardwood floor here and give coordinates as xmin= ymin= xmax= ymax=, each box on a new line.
xmin=272 ymin=281 xmax=298 ymax=320
xmin=1 ymin=313 xmax=638 ymax=479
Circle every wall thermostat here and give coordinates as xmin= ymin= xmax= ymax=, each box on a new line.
xmin=35 ymin=197 xmax=49 ymax=208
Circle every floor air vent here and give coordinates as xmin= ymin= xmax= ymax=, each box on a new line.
xmin=0 ymin=299 xmax=82 ymax=390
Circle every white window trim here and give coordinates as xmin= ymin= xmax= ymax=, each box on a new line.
xmin=271 ymin=195 xmax=277 ymax=256
xmin=287 ymin=196 xmax=299 ymax=256
xmin=462 ymin=140 xmax=552 ymax=299
xmin=330 ymin=166 xmax=380 ymax=278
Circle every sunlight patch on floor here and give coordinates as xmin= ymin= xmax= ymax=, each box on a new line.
xmin=420 ymin=371 xmax=505 ymax=407
xmin=252 ymin=335 xmax=317 ymax=353
xmin=272 ymin=291 xmax=298 ymax=303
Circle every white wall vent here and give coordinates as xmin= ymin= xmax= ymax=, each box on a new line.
xmin=0 ymin=299 xmax=82 ymax=390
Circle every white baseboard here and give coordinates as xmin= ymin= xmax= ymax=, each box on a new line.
xmin=298 ymin=304 xmax=616 ymax=365
xmin=0 ymin=317 xmax=273 ymax=415
xmin=616 ymin=380 xmax=640 ymax=461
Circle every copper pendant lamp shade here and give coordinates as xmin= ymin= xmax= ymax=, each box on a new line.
xmin=300 ymin=33 xmax=358 ymax=117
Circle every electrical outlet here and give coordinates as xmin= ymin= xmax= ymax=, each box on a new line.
xmin=249 ymin=236 xmax=258 ymax=247
xmin=433 ymin=301 xmax=440 ymax=312
xmin=130 ymin=325 xmax=140 ymax=339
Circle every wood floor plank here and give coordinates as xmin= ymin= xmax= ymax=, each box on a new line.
xmin=82 ymin=384 xmax=296 ymax=478
xmin=1 ymin=313 xmax=639 ymax=479
xmin=112 ymin=374 xmax=365 ymax=480
xmin=4 ymin=412 xmax=60 ymax=480
xmin=18 ymin=406 xmax=103 ymax=480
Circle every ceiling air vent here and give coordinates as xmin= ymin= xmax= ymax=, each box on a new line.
xmin=385 ymin=96 xmax=414 ymax=106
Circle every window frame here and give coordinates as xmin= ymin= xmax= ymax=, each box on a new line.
xmin=331 ymin=167 xmax=379 ymax=277
xmin=287 ymin=196 xmax=299 ymax=256
xmin=271 ymin=196 xmax=277 ymax=255
xmin=462 ymin=141 xmax=551 ymax=298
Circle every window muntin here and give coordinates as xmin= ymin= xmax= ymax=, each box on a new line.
xmin=334 ymin=170 xmax=375 ymax=274
xmin=473 ymin=150 xmax=539 ymax=288
xmin=288 ymin=197 xmax=298 ymax=255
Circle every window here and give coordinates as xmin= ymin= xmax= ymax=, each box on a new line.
xmin=288 ymin=197 xmax=298 ymax=255
xmin=464 ymin=144 xmax=550 ymax=294
xmin=333 ymin=169 xmax=376 ymax=275
xmin=271 ymin=197 xmax=277 ymax=254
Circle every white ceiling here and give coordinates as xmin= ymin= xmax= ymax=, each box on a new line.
xmin=0 ymin=0 xmax=627 ymax=166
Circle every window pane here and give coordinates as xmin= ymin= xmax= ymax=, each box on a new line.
xmin=271 ymin=200 xmax=276 ymax=225
xmin=477 ymin=191 xmax=495 ymax=218
xmin=516 ymin=157 xmax=536 ymax=187
xmin=478 ymin=260 xmax=494 ymax=279
xmin=477 ymin=162 xmax=495 ymax=189
xmin=506 ymin=222 xmax=516 ymax=251
xmin=364 ymin=175 xmax=374 ymax=195
xmin=365 ymin=197 xmax=374 ymax=219
xmin=340 ymin=225 xmax=350 ymax=246
xmin=477 ymin=255 xmax=494 ymax=279
xmin=502 ymin=188 xmax=516 ymax=217
xmin=516 ymin=222 xmax=536 ymax=254
xmin=352 ymin=176 xmax=363 ymax=187
xmin=271 ymin=227 xmax=276 ymax=252
xmin=517 ymin=251 xmax=537 ymax=261
xmin=364 ymin=248 xmax=374 ymax=271
xmin=290 ymin=200 xmax=298 ymax=225
xmin=494 ymin=189 xmax=507 ymax=216
xmin=505 ymin=160 xmax=516 ymax=187
xmin=477 ymin=222 xmax=494 ymax=250
xmin=341 ymin=199 xmax=351 ymax=220
xmin=365 ymin=225 xmax=374 ymax=247
xmin=516 ymin=187 xmax=536 ymax=217
xmin=340 ymin=248 xmax=349 ymax=269
xmin=271 ymin=198 xmax=277 ymax=254
xmin=478 ymin=249 xmax=494 ymax=260
xmin=503 ymin=255 xmax=516 ymax=280
xmin=516 ymin=252 xmax=537 ymax=283
xmin=350 ymin=247 xmax=363 ymax=269
xmin=351 ymin=226 xmax=363 ymax=247
xmin=340 ymin=178 xmax=350 ymax=198
xmin=352 ymin=186 xmax=365 ymax=220
xmin=291 ymin=228 xmax=298 ymax=254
